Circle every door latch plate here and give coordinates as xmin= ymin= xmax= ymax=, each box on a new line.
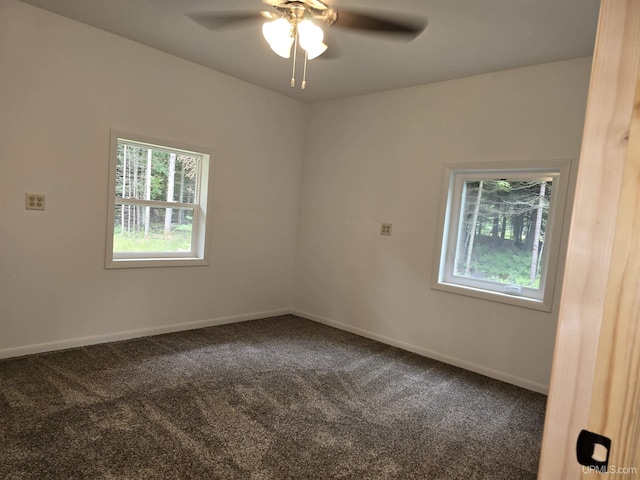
xmin=576 ymin=429 xmax=611 ymax=470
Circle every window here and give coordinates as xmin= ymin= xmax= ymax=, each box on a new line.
xmin=105 ymin=130 xmax=213 ymax=268
xmin=432 ymin=160 xmax=571 ymax=311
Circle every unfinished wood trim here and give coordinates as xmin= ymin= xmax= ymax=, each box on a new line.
xmin=538 ymin=1 xmax=640 ymax=478
xmin=583 ymin=44 xmax=640 ymax=478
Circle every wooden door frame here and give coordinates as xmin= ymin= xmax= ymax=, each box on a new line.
xmin=538 ymin=0 xmax=640 ymax=478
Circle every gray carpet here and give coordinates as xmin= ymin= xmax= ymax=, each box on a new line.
xmin=0 ymin=315 xmax=545 ymax=479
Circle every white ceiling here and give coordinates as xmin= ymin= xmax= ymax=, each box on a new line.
xmin=17 ymin=0 xmax=600 ymax=103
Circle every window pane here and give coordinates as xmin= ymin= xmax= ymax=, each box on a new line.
xmin=113 ymin=205 xmax=194 ymax=253
xmin=116 ymin=143 xmax=199 ymax=203
xmin=453 ymin=180 xmax=552 ymax=289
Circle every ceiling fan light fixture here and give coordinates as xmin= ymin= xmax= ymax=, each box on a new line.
xmin=262 ymin=18 xmax=294 ymax=58
xmin=190 ymin=0 xmax=429 ymax=92
xmin=298 ymin=19 xmax=327 ymax=59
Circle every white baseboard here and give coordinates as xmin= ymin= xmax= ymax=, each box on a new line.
xmin=0 ymin=309 xmax=290 ymax=360
xmin=1 ymin=308 xmax=549 ymax=394
xmin=291 ymin=309 xmax=549 ymax=395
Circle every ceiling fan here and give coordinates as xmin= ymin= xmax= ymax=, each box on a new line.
xmin=188 ymin=0 xmax=427 ymax=90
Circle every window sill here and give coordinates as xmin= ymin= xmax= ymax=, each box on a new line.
xmin=105 ymin=257 xmax=209 ymax=269
xmin=431 ymin=281 xmax=553 ymax=312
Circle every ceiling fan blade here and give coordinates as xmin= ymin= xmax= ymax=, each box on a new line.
xmin=333 ymin=10 xmax=427 ymax=39
xmin=187 ymin=11 xmax=267 ymax=30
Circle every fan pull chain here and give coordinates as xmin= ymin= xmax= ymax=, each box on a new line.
xmin=290 ymin=32 xmax=298 ymax=88
xmin=301 ymin=51 xmax=308 ymax=90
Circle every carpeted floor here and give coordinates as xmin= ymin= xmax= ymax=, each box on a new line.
xmin=0 ymin=315 xmax=546 ymax=479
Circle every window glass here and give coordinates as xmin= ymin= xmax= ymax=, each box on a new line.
xmin=454 ymin=179 xmax=552 ymax=292
xmin=113 ymin=206 xmax=195 ymax=254
xmin=115 ymin=144 xmax=198 ymax=203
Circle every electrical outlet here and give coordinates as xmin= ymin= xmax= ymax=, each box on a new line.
xmin=25 ymin=193 xmax=46 ymax=211
xmin=380 ymin=223 xmax=392 ymax=236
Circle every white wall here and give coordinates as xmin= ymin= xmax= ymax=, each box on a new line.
xmin=0 ymin=0 xmax=307 ymax=355
xmin=292 ymin=58 xmax=592 ymax=392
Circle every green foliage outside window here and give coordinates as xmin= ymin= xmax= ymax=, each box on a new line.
xmin=455 ymin=180 xmax=552 ymax=289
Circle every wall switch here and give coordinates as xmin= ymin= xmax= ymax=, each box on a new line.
xmin=380 ymin=223 xmax=392 ymax=236
xmin=26 ymin=193 xmax=46 ymax=210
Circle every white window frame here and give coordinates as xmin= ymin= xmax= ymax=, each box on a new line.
xmin=105 ymin=130 xmax=213 ymax=269
xmin=432 ymin=159 xmax=572 ymax=312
